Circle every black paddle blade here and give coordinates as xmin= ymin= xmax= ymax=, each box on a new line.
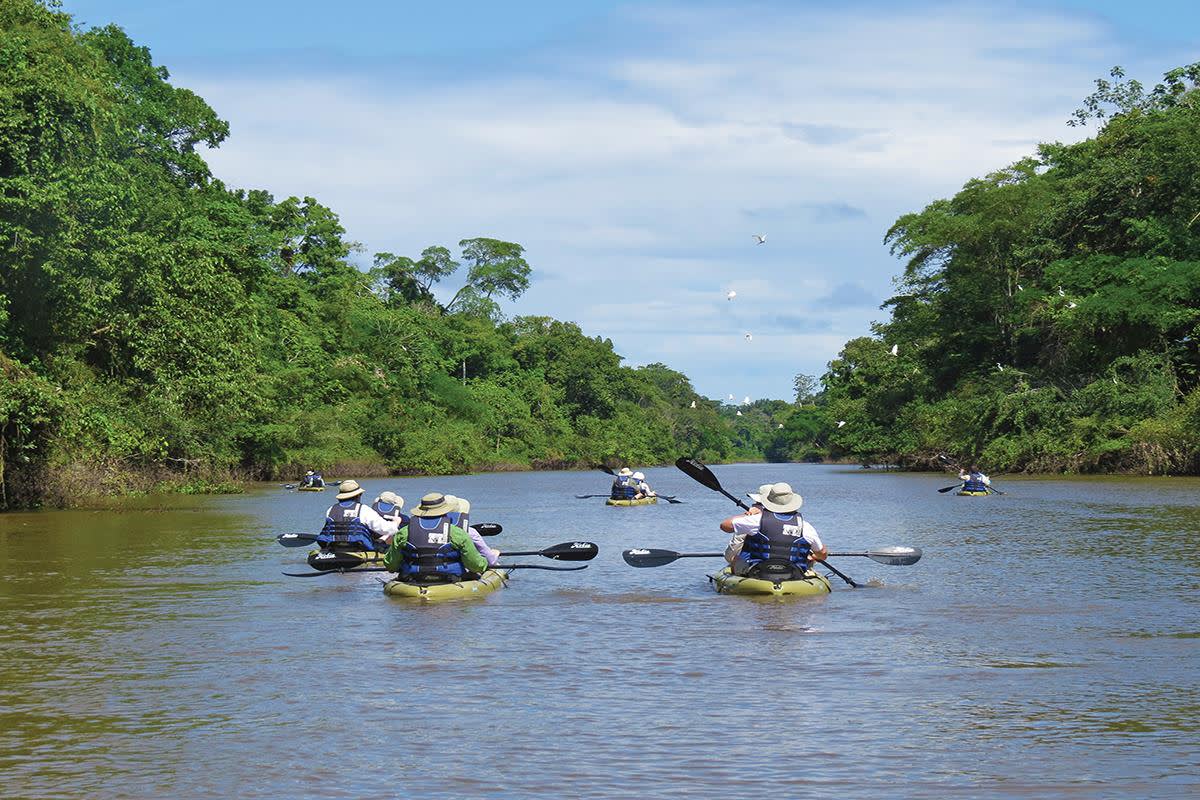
xmin=308 ymin=550 xmax=368 ymax=570
xmin=675 ymin=457 xmax=722 ymax=491
xmin=474 ymin=523 xmax=503 ymax=536
xmin=597 ymin=465 xmax=617 ymax=476
xmin=622 ymin=548 xmax=681 ymax=568
xmin=660 ymin=495 xmax=684 ymax=504
xmin=283 ymin=567 xmax=391 ymax=577
xmin=496 ymin=563 xmax=589 ymax=571
xmin=276 ymin=533 xmax=320 ymax=547
xmin=937 ymin=484 xmax=962 ymax=493
xmin=574 ymin=494 xmax=608 ymax=499
xmin=542 ymin=541 xmax=598 ymax=561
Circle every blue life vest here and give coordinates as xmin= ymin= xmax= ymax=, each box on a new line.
xmin=611 ymin=476 xmax=637 ymax=500
xmin=317 ymin=501 xmax=377 ymax=551
xmin=963 ymin=473 xmax=989 ymax=493
xmin=400 ymin=515 xmax=465 ymax=580
xmin=737 ymin=511 xmax=812 ymax=575
xmin=371 ymin=500 xmax=409 ymax=528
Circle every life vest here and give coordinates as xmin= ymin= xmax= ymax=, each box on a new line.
xmin=318 ymin=501 xmax=376 ymax=551
xmin=371 ymin=500 xmax=409 ymax=527
xmin=400 ymin=515 xmax=465 ymax=580
xmin=610 ymin=476 xmax=637 ymax=500
xmin=963 ymin=473 xmax=989 ymax=493
xmin=736 ymin=511 xmax=812 ymax=576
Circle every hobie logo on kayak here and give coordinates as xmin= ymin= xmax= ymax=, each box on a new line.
xmin=629 ymin=548 xmax=650 ymax=555
xmin=314 ymin=552 xmax=335 ymax=560
xmin=571 ymin=542 xmax=590 ymax=549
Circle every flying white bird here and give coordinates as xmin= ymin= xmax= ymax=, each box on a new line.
xmin=752 ymin=234 xmax=767 ymax=245
xmin=889 ymin=344 xmax=898 ymax=356
xmin=1017 ymin=284 xmax=1024 ymax=291
xmin=728 ymin=393 xmax=735 ymax=400
xmin=1067 ymin=301 xmax=1078 ymax=309
xmin=744 ymin=332 xmax=753 ymax=342
xmin=743 ymin=396 xmax=751 ymax=405
xmin=690 ymin=400 xmax=697 ymax=408
xmin=726 ymin=290 xmax=737 ymax=301
xmin=836 ymin=420 xmax=846 ymax=428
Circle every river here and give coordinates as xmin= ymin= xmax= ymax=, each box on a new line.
xmin=1 ymin=464 xmax=1196 ymax=798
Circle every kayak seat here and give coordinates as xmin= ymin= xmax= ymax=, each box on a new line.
xmin=748 ymin=561 xmax=803 ymax=584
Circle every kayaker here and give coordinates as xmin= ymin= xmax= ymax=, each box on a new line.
xmin=371 ymin=491 xmax=408 ymax=526
xmin=301 ymin=470 xmax=324 ymax=488
xmin=958 ymin=465 xmax=992 ymax=493
xmin=610 ymin=468 xmax=641 ymax=500
xmin=316 ymin=480 xmax=399 ymax=553
xmin=720 ymin=482 xmax=827 ymax=577
xmin=443 ymin=495 xmax=501 ymax=567
xmin=384 ymin=492 xmax=489 ymax=581
xmin=632 ymin=472 xmax=656 ymax=498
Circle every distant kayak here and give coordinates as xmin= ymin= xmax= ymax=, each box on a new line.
xmin=382 ymin=569 xmax=508 ymax=601
xmin=708 ymin=566 xmax=832 ymax=597
xmin=956 ymin=490 xmax=989 ymax=496
xmin=606 ymin=497 xmax=658 ymax=506
xmin=297 ymin=485 xmax=326 ymax=492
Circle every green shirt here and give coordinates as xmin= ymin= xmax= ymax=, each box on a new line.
xmin=384 ymin=519 xmax=489 ymax=575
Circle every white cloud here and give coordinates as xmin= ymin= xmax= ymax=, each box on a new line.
xmin=185 ymin=1 xmax=1135 ymax=399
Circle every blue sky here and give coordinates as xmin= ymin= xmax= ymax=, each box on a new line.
xmin=63 ymin=1 xmax=1200 ymax=402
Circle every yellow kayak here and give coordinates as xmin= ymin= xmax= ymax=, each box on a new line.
xmin=606 ymin=496 xmax=658 ymax=506
xmin=382 ymin=569 xmax=509 ymax=601
xmin=297 ymin=485 xmax=326 ymax=492
xmin=708 ymin=566 xmax=832 ymax=597
xmin=956 ymin=490 xmax=989 ymax=496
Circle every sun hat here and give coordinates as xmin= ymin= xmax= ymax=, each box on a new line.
xmin=376 ymin=491 xmax=403 ymax=507
xmin=409 ymin=492 xmax=457 ymax=517
xmin=336 ymin=479 xmax=365 ymax=500
xmin=306 ymin=470 xmax=314 ymax=476
xmin=617 ymin=467 xmax=633 ymax=477
xmin=455 ymin=497 xmax=471 ymax=514
xmin=746 ymin=483 xmax=775 ymax=504
xmin=444 ymin=494 xmax=469 ymax=514
xmin=632 ymin=472 xmax=645 ymax=481
xmin=759 ymin=482 xmax=803 ymax=513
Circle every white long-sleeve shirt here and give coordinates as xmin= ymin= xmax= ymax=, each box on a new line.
xmin=724 ymin=511 xmax=823 ymax=564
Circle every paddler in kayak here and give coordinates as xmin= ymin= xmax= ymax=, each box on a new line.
xmin=317 ymin=480 xmax=401 ymax=553
xmin=371 ymin=491 xmax=408 ymax=525
xmin=383 ymin=492 xmax=489 ymax=581
xmin=958 ymin=465 xmax=992 ymax=494
xmin=631 ymin=472 xmax=657 ymax=499
xmin=443 ymin=494 xmax=501 ymax=567
xmin=719 ymin=482 xmax=827 ymax=577
xmin=610 ymin=468 xmax=640 ymax=501
xmin=300 ymin=470 xmax=325 ymax=488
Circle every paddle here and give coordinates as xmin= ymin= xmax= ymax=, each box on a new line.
xmin=937 ymin=483 xmax=964 ymax=493
xmin=595 ymin=466 xmax=682 ymax=503
xmin=674 ymin=456 xmax=860 ymax=588
xmin=276 ymin=522 xmax=503 ymax=547
xmin=575 ymin=494 xmax=610 ymax=499
xmin=623 ymin=546 xmax=922 ymax=568
xmin=284 ymin=563 xmax=590 ymax=577
xmin=503 ymin=541 xmax=598 ymax=561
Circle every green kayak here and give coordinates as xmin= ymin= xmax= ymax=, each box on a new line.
xmin=606 ymin=496 xmax=658 ymax=506
xmin=709 ymin=566 xmax=832 ymax=597
xmin=956 ymin=490 xmax=989 ymax=496
xmin=297 ymin=485 xmax=326 ymax=492
xmin=382 ymin=569 xmax=509 ymax=602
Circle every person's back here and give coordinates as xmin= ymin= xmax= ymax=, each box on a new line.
xmin=959 ymin=466 xmax=990 ymax=493
xmin=610 ymin=468 xmax=637 ymax=500
xmin=385 ymin=493 xmax=488 ymax=581
xmin=722 ymin=483 xmax=826 ymax=578
xmin=318 ymin=480 xmax=397 ymax=552
xmin=371 ymin=491 xmax=409 ymax=527
xmin=632 ymin=471 xmax=654 ymax=497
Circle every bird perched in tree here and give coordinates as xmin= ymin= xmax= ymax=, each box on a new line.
xmin=752 ymin=234 xmax=767 ymax=245
xmin=736 ymin=410 xmax=743 ymax=416
xmin=690 ymin=400 xmax=697 ymax=408
xmin=1067 ymin=301 xmax=1078 ymax=309
xmin=837 ymin=420 xmax=846 ymax=428
xmin=889 ymin=344 xmax=899 ymax=356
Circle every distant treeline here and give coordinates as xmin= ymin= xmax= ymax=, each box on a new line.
xmin=1 ymin=1 xmax=802 ymax=508
xmin=782 ymin=64 xmax=1200 ymax=474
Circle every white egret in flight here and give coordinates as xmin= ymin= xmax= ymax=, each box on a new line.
xmin=752 ymin=234 xmax=767 ymax=245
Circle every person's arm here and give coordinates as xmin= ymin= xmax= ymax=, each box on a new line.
xmin=468 ymin=526 xmax=500 ymax=566
xmin=383 ymin=527 xmax=408 ymax=572
xmin=720 ymin=505 xmax=760 ymax=533
xmin=981 ymin=473 xmax=991 ymax=485
xmin=360 ymin=505 xmax=400 ymax=542
xmin=804 ymin=522 xmax=827 ymax=562
xmin=724 ymin=514 xmax=760 ymax=563
xmin=449 ymin=525 xmax=489 ymax=573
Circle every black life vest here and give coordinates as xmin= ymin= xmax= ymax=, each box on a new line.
xmin=400 ymin=515 xmax=465 ymax=580
xmin=318 ymin=501 xmax=375 ymax=550
xmin=371 ymin=500 xmax=409 ymax=528
xmin=611 ymin=476 xmax=637 ymax=499
xmin=737 ymin=510 xmax=812 ymax=575
xmin=962 ymin=473 xmax=989 ymax=493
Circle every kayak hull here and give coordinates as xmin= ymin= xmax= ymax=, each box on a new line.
xmin=307 ymin=548 xmax=384 ymax=570
xmin=606 ymin=497 xmax=658 ymax=506
xmin=709 ymin=567 xmax=832 ymax=597
xmin=383 ymin=569 xmax=509 ymax=601
xmin=956 ymin=490 xmax=989 ymax=496
xmin=297 ymin=486 xmax=326 ymax=492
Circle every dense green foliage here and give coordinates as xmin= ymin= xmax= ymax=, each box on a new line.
xmin=0 ymin=1 xmax=748 ymax=507
xmin=792 ymin=64 xmax=1200 ymax=474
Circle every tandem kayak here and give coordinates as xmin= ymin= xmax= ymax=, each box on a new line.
xmin=297 ymin=485 xmax=326 ymax=492
xmin=382 ymin=569 xmax=509 ymax=601
xmin=606 ymin=497 xmax=658 ymax=506
xmin=956 ymin=490 xmax=989 ymax=496
xmin=307 ymin=548 xmax=384 ymax=570
xmin=708 ymin=566 xmax=832 ymax=597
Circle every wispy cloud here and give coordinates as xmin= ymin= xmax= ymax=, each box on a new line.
xmin=186 ymin=1 xmax=1140 ymax=399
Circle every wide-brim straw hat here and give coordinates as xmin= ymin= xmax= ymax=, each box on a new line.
xmin=336 ymin=479 xmax=365 ymax=500
xmin=632 ymin=472 xmax=645 ymax=480
xmin=760 ymin=482 xmax=803 ymax=513
xmin=305 ymin=471 xmax=314 ymax=476
xmin=746 ymin=483 xmax=775 ymax=505
xmin=444 ymin=494 xmax=469 ymax=514
xmin=376 ymin=491 xmax=403 ymax=507
xmin=409 ymin=492 xmax=457 ymax=517
xmin=617 ymin=467 xmax=633 ymax=477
